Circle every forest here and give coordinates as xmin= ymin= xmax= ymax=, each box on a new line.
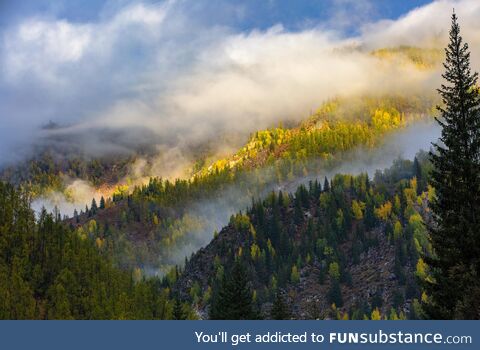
xmin=0 ymin=181 xmax=197 ymax=319
xmin=63 ymin=94 xmax=437 ymax=271
xmin=175 ymin=154 xmax=432 ymax=319
xmin=0 ymin=150 xmax=431 ymax=319
xmin=0 ymin=12 xmax=479 ymax=320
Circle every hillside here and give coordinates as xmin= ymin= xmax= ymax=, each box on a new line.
xmin=0 ymin=153 xmax=135 ymax=198
xmin=0 ymin=182 xmax=196 ymax=319
xmin=62 ymin=93 xmax=436 ymax=273
xmin=174 ymin=154 xmax=433 ymax=319
xmin=193 ymin=94 xmax=436 ymax=178
xmin=0 ymin=47 xmax=441 ymax=277
xmin=2 ymin=0 xmax=480 ymax=324
xmin=370 ymin=46 xmax=443 ymax=70
xmin=0 ymin=46 xmax=440 ymax=197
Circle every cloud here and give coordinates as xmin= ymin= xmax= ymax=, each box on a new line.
xmin=2 ymin=2 xmax=171 ymax=85
xmin=0 ymin=0 xmax=479 ymax=167
xmin=0 ymin=1 xmax=180 ymax=163
xmin=4 ymin=19 xmax=91 ymax=85
xmin=329 ymin=0 xmax=375 ymax=32
xmin=362 ymin=0 xmax=480 ymax=56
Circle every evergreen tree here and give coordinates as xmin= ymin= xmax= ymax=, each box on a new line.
xmin=271 ymin=292 xmax=291 ymax=320
xmin=47 ymin=283 xmax=73 ymax=320
xmin=413 ymin=157 xmax=424 ymax=195
xmin=426 ymin=12 xmax=480 ymax=319
xmin=172 ymin=298 xmax=185 ymax=320
xmin=0 ymin=182 xmax=178 ymax=320
xmin=73 ymin=209 xmax=79 ymax=224
xmin=209 ymin=261 xmax=257 ymax=320
xmin=294 ymin=197 xmax=303 ymax=224
xmin=327 ymin=280 xmax=343 ymax=307
xmin=91 ymin=198 xmax=98 ymax=214
xmin=323 ymin=177 xmax=330 ymax=192
xmin=99 ymin=196 xmax=106 ymax=210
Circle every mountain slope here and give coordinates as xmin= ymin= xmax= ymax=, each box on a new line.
xmin=175 ymin=154 xmax=433 ymax=319
xmin=194 ymin=94 xmax=436 ymax=178
xmin=66 ymin=93 xmax=436 ymax=272
xmin=0 ymin=182 xmax=196 ymax=319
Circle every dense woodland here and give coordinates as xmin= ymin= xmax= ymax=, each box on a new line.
xmin=0 ymin=151 xmax=432 ymax=320
xmin=69 ymin=94 xmax=436 ymax=271
xmin=176 ymin=154 xmax=433 ymax=319
xmin=195 ymin=95 xmax=436 ymax=177
xmin=0 ymin=182 xmax=195 ymax=319
xmin=186 ymin=14 xmax=480 ymax=320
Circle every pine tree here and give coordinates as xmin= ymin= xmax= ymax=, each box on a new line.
xmin=271 ymin=292 xmax=291 ymax=320
xmin=425 ymin=12 xmax=480 ymax=319
xmin=0 ymin=181 xmax=174 ymax=320
xmin=413 ymin=157 xmax=424 ymax=195
xmin=209 ymin=261 xmax=257 ymax=320
xmin=99 ymin=196 xmax=106 ymax=210
xmin=91 ymin=198 xmax=98 ymax=214
xmin=47 ymin=283 xmax=73 ymax=320
xmin=294 ymin=197 xmax=303 ymax=225
xmin=327 ymin=280 xmax=343 ymax=307
xmin=172 ymin=298 xmax=185 ymax=320
xmin=323 ymin=176 xmax=330 ymax=192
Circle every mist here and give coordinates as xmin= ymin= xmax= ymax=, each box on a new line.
xmin=147 ymin=121 xmax=441 ymax=272
xmin=31 ymin=178 xmax=106 ymax=217
xmin=1 ymin=0 xmax=479 ymax=167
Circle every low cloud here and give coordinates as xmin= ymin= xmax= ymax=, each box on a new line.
xmin=32 ymin=178 xmax=104 ymax=217
xmin=150 ymin=121 xmax=442 ymax=270
xmin=362 ymin=0 xmax=480 ymax=58
xmin=0 ymin=0 xmax=479 ymax=167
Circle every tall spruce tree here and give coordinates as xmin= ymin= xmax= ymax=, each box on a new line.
xmin=426 ymin=12 xmax=480 ymax=319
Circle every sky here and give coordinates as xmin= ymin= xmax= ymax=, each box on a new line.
xmin=1 ymin=0 xmax=480 ymax=166
xmin=0 ymin=1 xmax=433 ymax=31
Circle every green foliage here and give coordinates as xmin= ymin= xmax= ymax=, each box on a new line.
xmin=328 ymin=262 xmax=340 ymax=280
xmin=230 ymin=213 xmax=251 ymax=231
xmin=328 ymin=280 xmax=343 ymax=308
xmin=196 ymin=95 xmax=436 ymax=177
xmin=0 ymin=87 xmax=443 ymax=320
xmin=209 ymin=261 xmax=258 ymax=320
xmin=175 ymin=153 xmax=432 ymax=319
xmin=425 ymin=13 xmax=480 ymax=319
xmin=172 ymin=299 xmax=186 ymax=320
xmin=0 ymin=182 xmax=181 ymax=320
xmin=290 ymin=265 xmax=300 ymax=284
xmin=3 ymin=93 xmax=437 ymax=275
